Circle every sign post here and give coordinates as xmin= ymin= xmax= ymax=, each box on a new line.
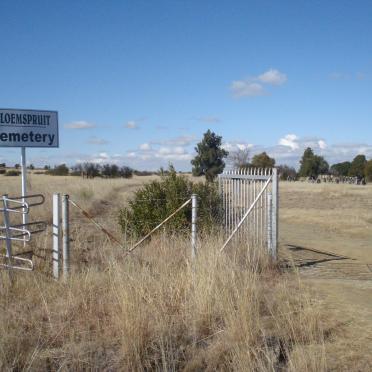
xmin=21 ymin=146 xmax=28 ymax=228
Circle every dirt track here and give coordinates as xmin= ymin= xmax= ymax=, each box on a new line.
xmin=279 ymin=181 xmax=372 ymax=370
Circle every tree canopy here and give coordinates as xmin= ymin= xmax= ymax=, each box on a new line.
xmin=348 ymin=154 xmax=367 ymax=178
xmin=251 ymin=152 xmax=275 ymax=168
xmin=330 ymin=161 xmax=351 ymax=176
xmin=298 ymin=147 xmax=329 ymax=178
xmin=191 ymin=130 xmax=228 ymax=182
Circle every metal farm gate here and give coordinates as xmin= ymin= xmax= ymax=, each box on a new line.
xmin=218 ymin=168 xmax=278 ymax=258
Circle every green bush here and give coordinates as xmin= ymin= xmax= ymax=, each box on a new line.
xmin=5 ymin=170 xmax=21 ymax=176
xmin=118 ymin=166 xmax=222 ymax=238
xmin=0 ymin=169 xmax=6 ymax=175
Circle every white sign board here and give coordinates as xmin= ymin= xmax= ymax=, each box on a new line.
xmin=0 ymin=108 xmax=59 ymax=148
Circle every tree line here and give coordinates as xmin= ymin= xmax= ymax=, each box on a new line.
xmin=190 ymin=130 xmax=372 ymax=182
xmin=2 ymin=130 xmax=371 ymax=182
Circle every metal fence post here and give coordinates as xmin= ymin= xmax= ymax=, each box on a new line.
xmin=53 ymin=193 xmax=61 ymax=279
xmin=191 ymin=194 xmax=197 ymax=259
xmin=272 ymin=168 xmax=278 ymax=260
xmin=267 ymin=193 xmax=273 ymax=256
xmin=62 ymin=194 xmax=70 ymax=278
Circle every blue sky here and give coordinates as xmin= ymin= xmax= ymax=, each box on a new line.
xmin=1 ymin=0 xmax=371 ymax=170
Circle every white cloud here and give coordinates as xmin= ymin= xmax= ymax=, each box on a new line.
xmin=258 ymin=69 xmax=287 ymax=85
xmin=139 ymin=143 xmax=151 ymax=151
xmin=65 ymin=121 xmax=95 ymax=129
xmin=279 ymin=134 xmax=299 ymax=151
xmin=230 ymin=81 xmax=265 ymax=97
xmin=223 ymin=141 xmax=253 ymax=152
xmin=152 ymin=135 xmax=196 ymax=146
xmin=197 ymin=116 xmax=221 ymax=124
xmin=318 ymin=140 xmax=327 ymax=150
xmin=231 ymin=68 xmax=287 ymax=98
xmin=87 ymin=136 xmax=109 ymax=145
xmin=125 ymin=120 xmax=138 ymax=129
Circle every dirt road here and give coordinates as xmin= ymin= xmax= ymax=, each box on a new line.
xmin=279 ymin=182 xmax=372 ymax=370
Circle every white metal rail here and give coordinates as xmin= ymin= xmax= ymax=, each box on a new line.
xmin=0 ymin=194 xmax=46 ymax=272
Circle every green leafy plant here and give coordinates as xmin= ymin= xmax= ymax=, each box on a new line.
xmin=118 ymin=166 xmax=222 ymax=238
xmin=191 ymin=130 xmax=228 ymax=182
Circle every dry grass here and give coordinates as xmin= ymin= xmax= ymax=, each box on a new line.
xmin=0 ymin=236 xmax=329 ymax=371
xmin=0 ymin=175 xmax=344 ymax=371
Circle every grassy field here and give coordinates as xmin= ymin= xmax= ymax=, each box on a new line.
xmin=0 ymin=174 xmax=371 ymax=370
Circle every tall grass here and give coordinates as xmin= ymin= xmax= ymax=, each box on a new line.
xmin=0 ymin=175 xmax=330 ymax=370
xmin=0 ymin=234 xmax=327 ymax=371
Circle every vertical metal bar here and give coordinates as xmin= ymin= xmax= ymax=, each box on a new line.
xmin=260 ymin=169 xmax=263 ymax=248
xmin=21 ymin=147 xmax=28 ymax=246
xmin=232 ymin=169 xmax=236 ymax=234
xmin=62 ymin=194 xmax=70 ymax=278
xmin=229 ymin=170 xmax=232 ymax=235
xmin=267 ymin=193 xmax=273 ymax=255
xmin=272 ymin=168 xmax=278 ymax=260
xmin=191 ymin=194 xmax=197 ymax=259
xmin=53 ymin=193 xmax=61 ymax=279
xmin=2 ymin=195 xmax=14 ymax=270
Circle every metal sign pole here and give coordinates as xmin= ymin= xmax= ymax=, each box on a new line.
xmin=21 ymin=147 xmax=28 ymax=246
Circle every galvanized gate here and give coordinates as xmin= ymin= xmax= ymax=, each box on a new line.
xmin=218 ymin=168 xmax=278 ymax=258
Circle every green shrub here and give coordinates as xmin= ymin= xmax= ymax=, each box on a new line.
xmin=118 ymin=166 xmax=222 ymax=238
xmin=0 ymin=169 xmax=6 ymax=175
xmin=5 ymin=170 xmax=21 ymax=176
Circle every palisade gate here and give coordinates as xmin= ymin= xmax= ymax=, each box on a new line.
xmin=218 ymin=168 xmax=278 ymax=258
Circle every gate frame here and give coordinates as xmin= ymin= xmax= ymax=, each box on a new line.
xmin=218 ymin=168 xmax=278 ymax=258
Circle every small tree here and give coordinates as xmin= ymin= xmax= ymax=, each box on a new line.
xmin=364 ymin=160 xmax=372 ymax=182
xmin=251 ymin=152 xmax=275 ymax=168
xmin=330 ymin=161 xmax=351 ymax=176
xmin=120 ymin=166 xmax=133 ymax=178
xmin=277 ymin=165 xmax=297 ymax=180
xmin=348 ymin=154 xmax=367 ymax=178
xmin=83 ymin=162 xmax=101 ymax=178
xmin=298 ymin=147 xmax=329 ymax=178
xmin=191 ymin=130 xmax=228 ymax=182
xmin=229 ymin=148 xmax=250 ymax=169
xmin=102 ymin=164 xmax=120 ymax=178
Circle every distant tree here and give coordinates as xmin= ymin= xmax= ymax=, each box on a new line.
xmin=47 ymin=164 xmax=69 ymax=176
xmin=14 ymin=163 xmax=20 ymax=169
xmin=102 ymin=164 xmax=120 ymax=178
xmin=191 ymin=130 xmax=228 ymax=182
xmin=277 ymin=165 xmax=297 ymax=180
xmin=44 ymin=165 xmax=51 ymax=170
xmin=120 ymin=166 xmax=133 ymax=178
xmin=83 ymin=162 xmax=101 ymax=178
xmin=298 ymin=147 xmax=329 ymax=178
xmin=348 ymin=154 xmax=367 ymax=178
xmin=330 ymin=161 xmax=351 ymax=176
xmin=229 ymin=148 xmax=250 ymax=169
xmin=364 ymin=160 xmax=372 ymax=182
xmin=251 ymin=152 xmax=275 ymax=168
xmin=28 ymin=164 xmax=35 ymax=170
